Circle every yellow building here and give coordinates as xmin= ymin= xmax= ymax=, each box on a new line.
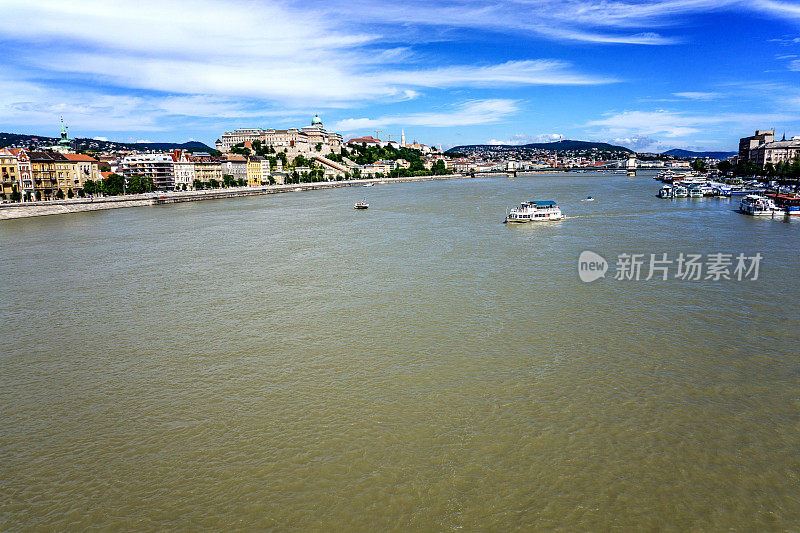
xmin=0 ymin=151 xmax=21 ymax=200
xmin=63 ymin=154 xmax=101 ymax=190
xmin=54 ymin=156 xmax=75 ymax=195
xmin=192 ymin=157 xmax=223 ymax=185
xmin=246 ymin=156 xmax=270 ymax=186
xmin=28 ymin=151 xmax=60 ymax=200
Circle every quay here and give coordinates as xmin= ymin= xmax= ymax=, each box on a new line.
xmin=0 ymin=174 xmax=466 ymax=220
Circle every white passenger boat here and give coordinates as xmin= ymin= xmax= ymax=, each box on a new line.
xmin=739 ymin=195 xmax=782 ymax=216
xmin=673 ymin=185 xmax=689 ymax=198
xmin=688 ymin=187 xmax=704 ymax=198
xmin=658 ymin=185 xmax=673 ymax=198
xmin=505 ymin=200 xmax=563 ymax=223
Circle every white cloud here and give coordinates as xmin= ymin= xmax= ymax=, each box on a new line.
xmin=0 ymin=0 xmax=616 ymax=111
xmin=673 ymin=91 xmax=721 ymax=100
xmin=789 ymin=59 xmax=800 ymax=71
xmin=754 ymin=0 xmax=800 ymax=18
xmin=586 ymin=109 xmax=798 ymax=139
xmin=334 ymin=99 xmax=519 ymax=130
xmin=488 ymin=133 xmax=564 ymax=145
xmin=92 ymin=136 xmax=109 ymax=141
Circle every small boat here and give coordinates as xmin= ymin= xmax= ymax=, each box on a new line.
xmin=584 ymin=196 xmax=595 ymax=201
xmin=505 ymin=200 xmax=563 ymax=223
xmin=658 ymin=185 xmax=673 ymax=198
xmin=688 ymin=187 xmax=704 ymax=198
xmin=354 ymin=198 xmax=369 ymax=209
xmin=739 ymin=195 xmax=782 ymax=216
xmin=363 ymin=183 xmax=374 ymax=187
xmin=293 ymin=187 xmax=302 ymax=192
xmin=673 ymin=185 xmax=688 ymax=198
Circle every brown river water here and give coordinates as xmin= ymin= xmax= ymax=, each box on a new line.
xmin=2 ymin=172 xmax=799 ymax=530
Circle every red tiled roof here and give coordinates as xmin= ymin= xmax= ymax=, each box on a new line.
xmin=63 ymin=154 xmax=98 ymax=162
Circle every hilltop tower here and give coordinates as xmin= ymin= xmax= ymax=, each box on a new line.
xmin=401 ymin=129 xmax=406 ymax=148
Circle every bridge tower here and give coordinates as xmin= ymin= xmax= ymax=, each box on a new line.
xmin=626 ymin=154 xmax=637 ymax=176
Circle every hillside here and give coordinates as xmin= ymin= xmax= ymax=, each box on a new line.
xmin=0 ymin=132 xmax=215 ymax=153
xmin=447 ymin=139 xmax=633 ymax=156
xmin=662 ymin=149 xmax=736 ymax=160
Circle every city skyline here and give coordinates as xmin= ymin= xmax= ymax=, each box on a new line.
xmin=2 ymin=0 xmax=800 ymax=151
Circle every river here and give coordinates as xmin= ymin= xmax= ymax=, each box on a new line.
xmin=2 ymin=171 xmax=799 ymax=529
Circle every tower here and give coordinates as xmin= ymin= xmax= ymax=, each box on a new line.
xmin=59 ymin=117 xmax=70 ymax=146
xmin=401 ymin=129 xmax=405 ymax=148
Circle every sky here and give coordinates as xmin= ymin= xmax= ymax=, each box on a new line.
xmin=2 ymin=0 xmax=800 ymax=152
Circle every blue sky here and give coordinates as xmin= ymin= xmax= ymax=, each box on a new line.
xmin=2 ymin=0 xmax=800 ymax=152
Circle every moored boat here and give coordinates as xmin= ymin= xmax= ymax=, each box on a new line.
xmin=770 ymin=193 xmax=800 ymax=216
xmin=673 ymin=185 xmax=688 ymax=198
xmin=658 ymin=185 xmax=673 ymax=198
xmin=739 ymin=194 xmax=782 ymax=216
xmin=505 ymin=200 xmax=563 ymax=223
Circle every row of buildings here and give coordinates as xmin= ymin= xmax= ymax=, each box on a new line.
xmin=738 ymin=129 xmax=800 ymax=166
xmin=218 ymin=116 xmax=438 ymax=156
xmin=0 ymin=148 xmax=101 ymax=201
xmin=1 ymin=116 xmax=457 ymax=201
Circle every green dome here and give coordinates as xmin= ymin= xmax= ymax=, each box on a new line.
xmin=311 ymin=114 xmax=322 ymax=126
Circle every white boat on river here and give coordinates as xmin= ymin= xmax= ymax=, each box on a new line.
xmin=505 ymin=200 xmax=563 ymax=223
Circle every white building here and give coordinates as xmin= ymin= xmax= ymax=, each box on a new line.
xmin=120 ymin=153 xmax=175 ymax=190
xmin=221 ymin=154 xmax=248 ymax=183
xmin=171 ymin=150 xmax=195 ymax=190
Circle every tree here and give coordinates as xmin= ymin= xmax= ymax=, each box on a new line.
xmin=193 ymin=179 xmax=203 ymax=190
xmin=691 ymin=158 xmax=706 ymax=172
xmin=35 ymin=191 xmax=42 ymax=201
xmin=67 ymin=189 xmax=75 ymax=199
xmin=237 ymin=177 xmax=245 ymax=186
xmin=77 ymin=189 xmax=85 ymax=198
xmin=127 ymin=174 xmax=155 ymax=194
xmin=222 ymin=174 xmax=235 ymax=187
xmin=717 ymin=160 xmax=732 ymax=175
xmin=209 ymin=178 xmax=220 ymax=188
xmin=55 ymin=188 xmax=65 ymax=200
xmin=315 ymin=142 xmax=322 ymax=152
xmin=230 ymin=143 xmax=251 ymax=156
xmin=101 ymin=173 xmax=125 ymax=196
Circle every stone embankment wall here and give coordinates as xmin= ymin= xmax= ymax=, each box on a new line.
xmin=0 ymin=174 xmax=466 ymax=220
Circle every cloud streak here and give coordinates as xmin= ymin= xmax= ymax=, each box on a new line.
xmin=334 ymin=99 xmax=519 ymax=130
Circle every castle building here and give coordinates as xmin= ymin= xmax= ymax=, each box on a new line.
xmin=218 ymin=115 xmax=343 ymax=157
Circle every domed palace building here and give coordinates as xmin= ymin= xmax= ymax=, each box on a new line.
xmin=217 ymin=115 xmax=343 ymax=157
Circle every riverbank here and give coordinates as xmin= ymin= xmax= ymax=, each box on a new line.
xmin=0 ymin=173 xmax=466 ymax=220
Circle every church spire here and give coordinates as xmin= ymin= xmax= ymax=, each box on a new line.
xmin=58 ymin=116 xmax=71 ymax=147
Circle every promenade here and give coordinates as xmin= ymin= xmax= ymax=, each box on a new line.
xmin=0 ymin=174 xmax=466 ymax=220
